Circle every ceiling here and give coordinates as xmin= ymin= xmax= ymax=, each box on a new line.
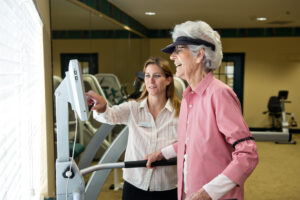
xmin=51 ymin=0 xmax=300 ymax=31
xmin=51 ymin=0 xmax=121 ymax=30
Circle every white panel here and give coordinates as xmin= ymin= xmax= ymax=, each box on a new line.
xmin=0 ymin=0 xmax=44 ymax=199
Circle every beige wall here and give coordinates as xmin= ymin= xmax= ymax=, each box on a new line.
xmin=150 ymin=37 xmax=300 ymax=128
xmin=222 ymin=37 xmax=300 ymax=128
xmin=35 ymin=0 xmax=55 ymax=198
xmin=52 ymin=39 xmax=149 ymax=93
xmin=149 ymin=38 xmax=173 ymax=64
xmin=52 ymin=37 xmax=300 ymax=129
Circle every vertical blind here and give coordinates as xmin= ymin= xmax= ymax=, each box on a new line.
xmin=0 ymin=0 xmax=44 ymax=199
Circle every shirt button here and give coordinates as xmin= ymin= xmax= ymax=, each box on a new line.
xmin=187 ymin=121 xmax=189 ymax=124
xmin=189 ymin=104 xmax=192 ymax=108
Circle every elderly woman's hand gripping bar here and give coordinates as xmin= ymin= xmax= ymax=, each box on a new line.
xmin=80 ymin=158 xmax=177 ymax=176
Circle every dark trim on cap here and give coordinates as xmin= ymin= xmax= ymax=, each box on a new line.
xmin=161 ymin=36 xmax=215 ymax=54
xmin=176 ymin=36 xmax=216 ymax=51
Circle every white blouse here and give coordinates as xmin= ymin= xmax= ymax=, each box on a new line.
xmin=93 ymin=98 xmax=178 ymax=191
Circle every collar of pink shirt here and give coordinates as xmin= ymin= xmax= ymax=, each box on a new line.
xmin=183 ymin=71 xmax=214 ymax=98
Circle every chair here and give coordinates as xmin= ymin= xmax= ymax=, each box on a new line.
xmin=263 ymin=90 xmax=290 ymax=129
xmin=264 ymin=96 xmax=282 ymax=129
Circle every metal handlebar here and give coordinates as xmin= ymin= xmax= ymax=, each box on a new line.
xmin=80 ymin=158 xmax=177 ymax=176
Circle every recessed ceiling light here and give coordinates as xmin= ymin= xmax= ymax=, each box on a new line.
xmin=256 ymin=17 xmax=267 ymax=21
xmin=123 ymin=25 xmax=130 ymax=31
xmin=145 ymin=12 xmax=156 ymax=16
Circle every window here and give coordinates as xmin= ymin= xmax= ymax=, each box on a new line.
xmin=214 ymin=61 xmax=235 ymax=89
xmin=214 ymin=53 xmax=245 ymax=110
xmin=0 ymin=0 xmax=44 ymax=199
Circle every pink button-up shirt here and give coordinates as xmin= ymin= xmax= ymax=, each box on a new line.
xmin=174 ymin=72 xmax=258 ymax=200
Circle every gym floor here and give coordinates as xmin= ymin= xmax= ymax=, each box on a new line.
xmin=95 ymin=134 xmax=300 ymax=200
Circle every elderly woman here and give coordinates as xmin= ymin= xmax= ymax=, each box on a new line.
xmin=86 ymin=57 xmax=180 ymax=200
xmin=146 ymin=21 xmax=258 ymax=200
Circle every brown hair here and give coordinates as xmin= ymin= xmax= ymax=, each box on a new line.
xmin=137 ymin=57 xmax=181 ymax=117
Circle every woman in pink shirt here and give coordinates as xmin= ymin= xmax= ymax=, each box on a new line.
xmin=146 ymin=21 xmax=258 ymax=200
xmin=86 ymin=57 xmax=181 ymax=200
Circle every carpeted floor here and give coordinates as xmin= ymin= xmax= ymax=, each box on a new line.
xmin=245 ymin=134 xmax=300 ymax=200
xmin=96 ymin=134 xmax=300 ymax=200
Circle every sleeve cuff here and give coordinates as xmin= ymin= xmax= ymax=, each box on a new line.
xmin=161 ymin=145 xmax=177 ymax=159
xmin=93 ymin=108 xmax=109 ymax=123
xmin=202 ymin=174 xmax=236 ymax=200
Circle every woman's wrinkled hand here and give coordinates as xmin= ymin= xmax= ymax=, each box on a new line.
xmin=185 ymin=188 xmax=212 ymax=200
xmin=145 ymin=150 xmax=164 ymax=169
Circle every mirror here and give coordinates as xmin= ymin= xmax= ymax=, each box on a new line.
xmin=51 ymin=0 xmax=150 ymax=162
xmin=51 ymin=0 xmax=149 ymax=95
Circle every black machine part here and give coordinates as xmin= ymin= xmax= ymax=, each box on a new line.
xmin=124 ymin=158 xmax=177 ymax=168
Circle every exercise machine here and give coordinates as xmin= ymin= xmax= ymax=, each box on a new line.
xmin=53 ymin=75 xmax=85 ymax=159
xmin=251 ymin=90 xmax=297 ymax=144
xmin=127 ymin=71 xmax=145 ymax=100
xmin=83 ymin=73 xmax=127 ymax=190
xmin=174 ymin=76 xmax=187 ymax=100
xmin=81 ymin=74 xmax=112 ymax=158
xmin=95 ymin=73 xmax=128 ymax=105
xmin=55 ymin=60 xmax=176 ymax=200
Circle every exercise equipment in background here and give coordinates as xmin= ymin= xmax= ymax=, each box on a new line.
xmin=251 ymin=90 xmax=297 ymax=144
xmin=174 ymin=76 xmax=187 ymax=100
xmin=127 ymin=71 xmax=145 ymax=100
xmin=53 ymin=75 xmax=85 ymax=159
xmin=95 ymin=73 xmax=128 ymax=105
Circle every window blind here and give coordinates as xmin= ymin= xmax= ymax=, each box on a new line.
xmin=0 ymin=0 xmax=44 ymax=199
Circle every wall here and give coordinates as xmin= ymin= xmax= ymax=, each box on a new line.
xmin=52 ymin=38 xmax=149 ymax=93
xmin=52 ymin=37 xmax=300 ymax=129
xmin=223 ymin=37 xmax=300 ymax=128
xmin=150 ymin=37 xmax=300 ymax=128
xmin=35 ymin=0 xmax=55 ymax=198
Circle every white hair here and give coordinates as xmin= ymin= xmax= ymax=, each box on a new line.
xmin=172 ymin=20 xmax=223 ymax=71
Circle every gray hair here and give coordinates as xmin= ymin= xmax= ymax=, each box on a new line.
xmin=172 ymin=20 xmax=223 ymax=71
